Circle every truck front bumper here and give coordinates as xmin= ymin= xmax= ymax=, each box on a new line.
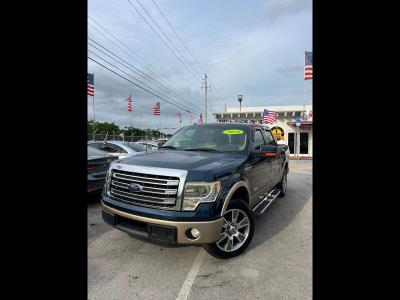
xmin=102 ymin=202 xmax=224 ymax=245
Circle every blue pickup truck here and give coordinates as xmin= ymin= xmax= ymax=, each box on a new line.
xmin=102 ymin=123 xmax=289 ymax=258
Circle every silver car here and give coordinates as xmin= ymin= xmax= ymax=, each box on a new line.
xmin=136 ymin=140 xmax=159 ymax=151
xmin=87 ymin=146 xmax=118 ymax=193
xmin=88 ymin=140 xmax=146 ymax=159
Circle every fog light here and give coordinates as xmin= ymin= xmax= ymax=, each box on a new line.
xmin=191 ymin=228 xmax=200 ymax=238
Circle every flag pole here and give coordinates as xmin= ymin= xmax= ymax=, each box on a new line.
xmin=304 ymin=50 xmax=306 ymax=115
xmin=92 ymin=73 xmax=95 ymax=141
xmin=92 ymin=98 xmax=96 ymax=141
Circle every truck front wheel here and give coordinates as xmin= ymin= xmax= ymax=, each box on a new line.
xmin=203 ymin=199 xmax=254 ymax=259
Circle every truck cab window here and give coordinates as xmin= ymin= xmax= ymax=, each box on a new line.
xmin=254 ymin=130 xmax=265 ymax=150
xmin=264 ymin=131 xmax=276 ymax=146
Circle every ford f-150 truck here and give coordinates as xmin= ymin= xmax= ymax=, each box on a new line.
xmin=101 ymin=123 xmax=289 ymax=258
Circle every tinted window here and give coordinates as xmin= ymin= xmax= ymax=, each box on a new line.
xmin=88 ymin=142 xmax=102 ymax=150
xmin=253 ymin=130 xmax=265 ymax=150
xmin=111 ymin=144 xmax=128 ymax=153
xmin=264 ymin=131 xmax=276 ymax=145
xmin=99 ymin=143 xmax=125 ymax=153
xmin=124 ymin=142 xmax=145 ymax=152
xmin=88 ymin=146 xmax=107 ymax=156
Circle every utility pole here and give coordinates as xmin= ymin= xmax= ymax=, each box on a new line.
xmin=202 ymin=74 xmax=211 ymax=123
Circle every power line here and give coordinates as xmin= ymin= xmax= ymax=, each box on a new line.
xmin=127 ymin=0 xmax=202 ymax=82
xmin=147 ymin=0 xmax=223 ymax=121
xmin=88 ymin=50 xmax=202 ymax=114
xmin=88 ymin=48 xmax=195 ymax=114
xmin=88 ymin=37 xmax=203 ymax=112
xmin=88 ymin=16 xmax=199 ymax=103
xmin=88 ymin=55 xmax=200 ymax=115
xmin=134 ymin=0 xmax=202 ymax=78
xmin=151 ymin=0 xmax=206 ymax=75
xmin=89 ymin=17 xmax=164 ymax=81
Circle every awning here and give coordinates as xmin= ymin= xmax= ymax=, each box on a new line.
xmin=287 ymin=120 xmax=313 ymax=125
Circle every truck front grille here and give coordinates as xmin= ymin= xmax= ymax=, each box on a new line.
xmin=110 ymin=169 xmax=180 ymax=207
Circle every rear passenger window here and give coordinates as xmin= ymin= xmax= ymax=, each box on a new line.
xmin=264 ymin=131 xmax=276 ymax=145
xmin=99 ymin=143 xmax=119 ymax=153
xmin=111 ymin=144 xmax=128 ymax=153
xmin=89 ymin=143 xmax=102 ymax=150
xmin=254 ymin=130 xmax=265 ymax=150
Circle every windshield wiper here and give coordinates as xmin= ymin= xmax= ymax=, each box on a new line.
xmin=159 ymin=145 xmax=176 ymax=149
xmin=184 ymin=148 xmax=224 ymax=153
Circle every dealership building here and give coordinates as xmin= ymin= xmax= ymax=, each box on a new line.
xmin=213 ymin=105 xmax=313 ymax=157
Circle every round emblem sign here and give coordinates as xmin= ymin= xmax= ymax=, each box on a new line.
xmin=271 ymin=126 xmax=285 ymax=140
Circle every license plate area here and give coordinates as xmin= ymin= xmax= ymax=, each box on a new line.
xmin=111 ymin=213 xmax=177 ymax=244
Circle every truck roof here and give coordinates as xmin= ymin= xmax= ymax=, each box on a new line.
xmin=189 ymin=123 xmax=271 ymax=131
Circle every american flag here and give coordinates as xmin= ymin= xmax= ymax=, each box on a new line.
xmin=304 ymin=51 xmax=313 ymax=80
xmin=125 ymin=94 xmax=132 ymax=112
xmin=87 ymin=73 xmax=94 ymax=96
xmin=152 ymin=102 xmax=160 ymax=115
xmin=263 ymin=109 xmax=277 ymax=124
xmin=176 ymin=112 xmax=182 ymax=123
xmin=189 ymin=113 xmax=194 ymax=124
xmin=198 ymin=113 xmax=203 ymax=124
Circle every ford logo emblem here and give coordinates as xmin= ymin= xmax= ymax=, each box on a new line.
xmin=127 ymin=183 xmax=143 ymax=192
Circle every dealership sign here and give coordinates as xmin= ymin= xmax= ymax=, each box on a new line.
xmin=299 ymin=125 xmax=312 ymax=131
xmin=271 ymin=126 xmax=285 ymax=140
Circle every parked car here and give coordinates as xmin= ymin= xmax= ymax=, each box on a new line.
xmin=87 ymin=146 xmax=118 ymax=193
xmin=156 ymin=138 xmax=169 ymax=146
xmin=136 ymin=140 xmax=159 ymax=151
xmin=102 ymin=123 xmax=289 ymax=258
xmin=88 ymin=141 xmax=146 ymax=159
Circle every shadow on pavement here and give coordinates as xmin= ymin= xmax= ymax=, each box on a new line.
xmin=87 ymin=191 xmax=102 ymax=206
xmin=247 ymin=172 xmax=312 ymax=251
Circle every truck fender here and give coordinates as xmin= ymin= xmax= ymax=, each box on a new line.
xmin=220 ymin=181 xmax=250 ymax=217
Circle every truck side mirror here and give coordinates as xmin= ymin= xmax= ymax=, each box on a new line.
xmin=254 ymin=145 xmax=278 ymax=158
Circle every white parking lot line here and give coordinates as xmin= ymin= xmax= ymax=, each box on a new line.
xmin=176 ymin=248 xmax=205 ymax=300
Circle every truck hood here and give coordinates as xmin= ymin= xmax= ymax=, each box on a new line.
xmin=115 ymin=150 xmax=246 ymax=181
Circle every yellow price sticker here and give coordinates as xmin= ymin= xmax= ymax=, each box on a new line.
xmin=223 ymin=129 xmax=244 ymax=135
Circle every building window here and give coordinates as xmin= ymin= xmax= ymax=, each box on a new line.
xmin=288 ymin=133 xmax=295 ymax=154
xmin=300 ymin=133 xmax=309 ymax=154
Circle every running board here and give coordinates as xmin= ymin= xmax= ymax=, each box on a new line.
xmin=252 ymin=188 xmax=281 ymax=216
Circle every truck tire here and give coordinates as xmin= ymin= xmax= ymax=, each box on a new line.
xmin=203 ymin=199 xmax=255 ymax=259
xmin=277 ymin=167 xmax=288 ymax=197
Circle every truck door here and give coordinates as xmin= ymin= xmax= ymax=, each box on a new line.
xmin=263 ymin=130 xmax=281 ymax=186
xmin=247 ymin=129 xmax=270 ymax=199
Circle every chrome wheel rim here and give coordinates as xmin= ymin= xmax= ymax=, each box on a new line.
xmin=216 ymin=208 xmax=250 ymax=252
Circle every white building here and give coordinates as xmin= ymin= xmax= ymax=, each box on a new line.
xmin=213 ymin=105 xmax=313 ymax=157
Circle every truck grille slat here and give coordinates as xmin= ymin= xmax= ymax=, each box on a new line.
xmin=111 ymin=180 xmax=177 ymax=195
xmin=110 ymin=169 xmax=180 ymax=207
xmin=113 ymin=172 xmax=179 ymax=186
xmin=110 ymin=188 xmax=176 ymax=205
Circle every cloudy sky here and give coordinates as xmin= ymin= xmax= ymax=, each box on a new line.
xmin=88 ymin=0 xmax=312 ymax=133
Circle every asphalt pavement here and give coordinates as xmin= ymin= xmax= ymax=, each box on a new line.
xmin=88 ymin=160 xmax=312 ymax=300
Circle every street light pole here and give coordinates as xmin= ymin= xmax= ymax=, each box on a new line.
xmin=238 ymin=95 xmax=243 ymax=122
xmin=238 ymin=95 xmax=243 ymax=113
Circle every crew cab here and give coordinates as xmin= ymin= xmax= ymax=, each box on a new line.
xmin=101 ymin=123 xmax=289 ymax=258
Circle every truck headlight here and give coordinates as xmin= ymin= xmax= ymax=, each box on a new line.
xmin=182 ymin=182 xmax=221 ymax=211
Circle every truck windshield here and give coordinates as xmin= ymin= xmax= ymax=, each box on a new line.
xmin=160 ymin=125 xmax=248 ymax=153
